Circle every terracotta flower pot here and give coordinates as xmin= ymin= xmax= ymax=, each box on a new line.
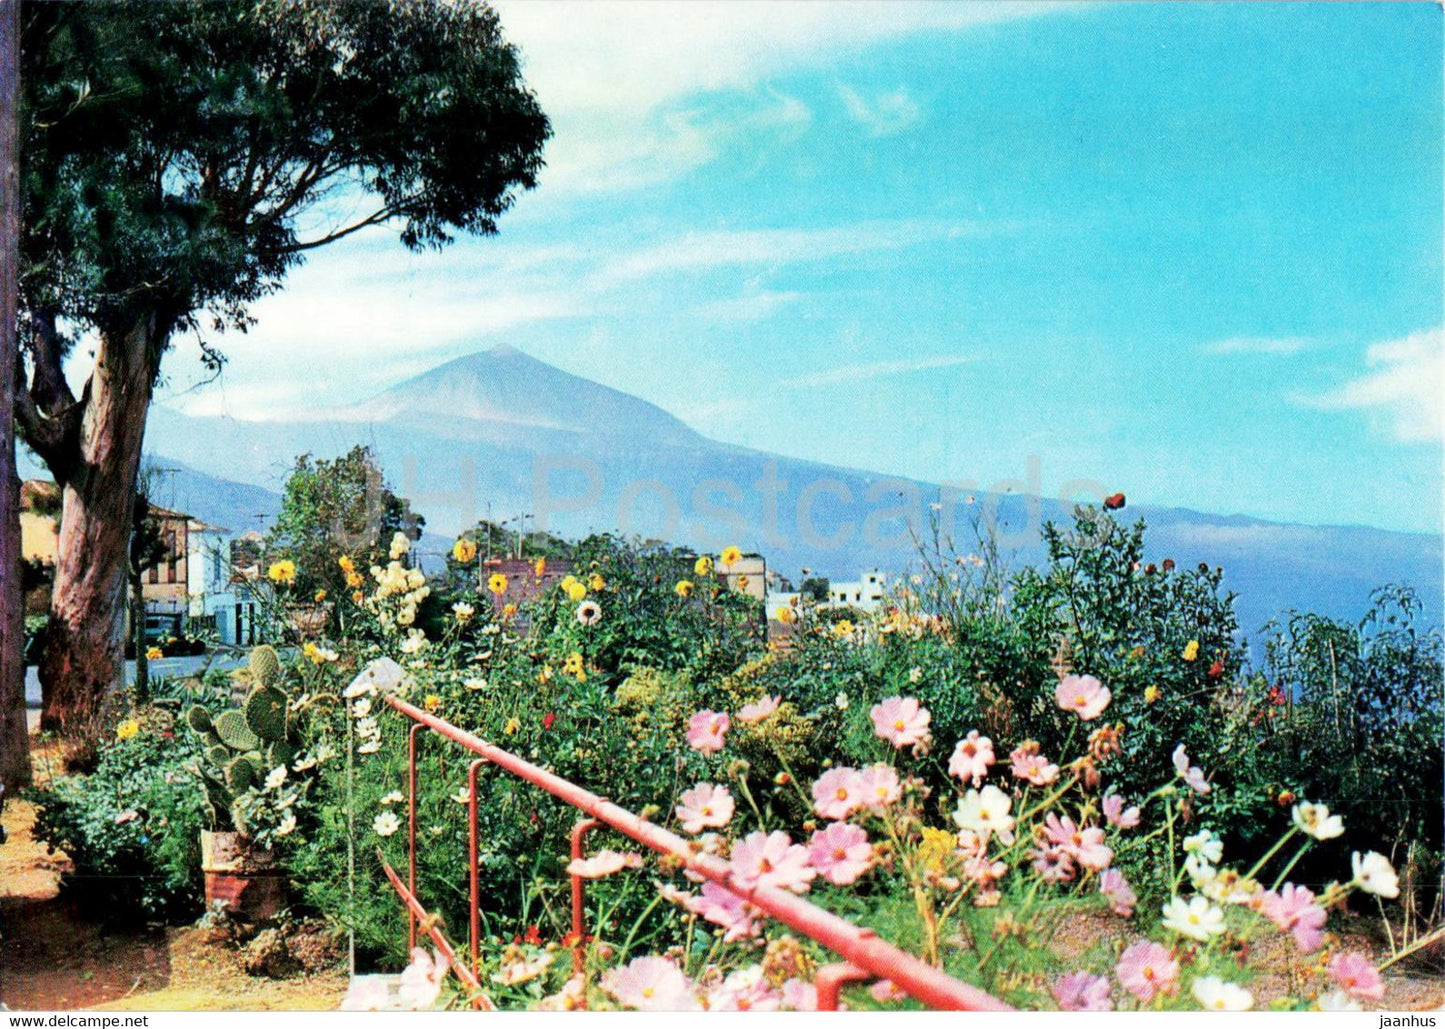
xmin=200 ymin=829 xmax=287 ymax=922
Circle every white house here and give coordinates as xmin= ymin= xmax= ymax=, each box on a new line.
xmin=765 ymin=569 xmax=890 ymax=619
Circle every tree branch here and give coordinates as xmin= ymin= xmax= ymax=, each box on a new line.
xmin=25 ymin=309 xmax=75 ymax=412
xmin=265 ymin=207 xmax=395 ymax=254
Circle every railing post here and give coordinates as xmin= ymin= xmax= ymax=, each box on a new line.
xmin=816 ymin=962 xmax=873 ymax=1011
xmin=407 ymin=722 xmax=424 ymax=951
xmin=569 ymin=818 xmax=603 ymax=977
xmin=467 ymin=757 xmax=487 ymax=977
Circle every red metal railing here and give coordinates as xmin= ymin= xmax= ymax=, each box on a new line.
xmin=381 ymin=694 xmax=1011 ymax=1012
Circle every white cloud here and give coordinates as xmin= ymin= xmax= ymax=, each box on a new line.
xmin=694 ymin=289 xmax=805 ymax=323
xmin=838 ymin=84 xmax=923 ymax=137
xmin=1200 ymin=335 xmax=1310 ymax=356
xmin=784 ymin=353 xmax=978 ymax=388
xmin=591 ymin=219 xmax=989 ymax=287
xmin=494 ymin=0 xmax=1071 ymax=192
xmin=1304 ymin=327 xmax=1444 ymax=444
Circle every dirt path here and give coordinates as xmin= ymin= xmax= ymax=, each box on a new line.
xmin=0 ymin=759 xmax=346 ymax=1012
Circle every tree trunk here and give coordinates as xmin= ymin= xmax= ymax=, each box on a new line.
xmin=39 ymin=319 xmax=159 ymax=733
xmin=131 ymin=572 xmax=149 ymax=704
xmin=0 ymin=0 xmax=30 ymax=789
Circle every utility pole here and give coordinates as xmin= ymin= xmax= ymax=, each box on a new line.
xmin=0 ymin=0 xmax=31 ymax=788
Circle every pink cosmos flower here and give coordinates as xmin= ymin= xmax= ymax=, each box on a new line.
xmin=870 ymin=696 xmax=932 ymax=749
xmin=858 ymin=763 xmax=902 ymax=809
xmin=707 ymin=967 xmax=781 ymax=1011
xmin=689 ymin=882 xmax=762 ymax=942
xmin=675 ymin=783 xmax=735 ymax=834
xmin=809 ymin=822 xmax=874 ymax=886
xmin=602 ymin=956 xmax=699 ymax=1011
xmin=729 ymin=830 xmax=816 ymax=893
xmin=870 ymin=980 xmax=907 ymax=1003
xmin=1052 ymin=971 xmax=1113 ymax=1012
xmin=1327 ymin=951 xmax=1384 ymax=1002
xmin=812 ymin=767 xmax=865 ymax=820
xmin=1099 ymin=868 xmax=1137 ymax=917
xmin=397 ymin=947 xmax=450 ymax=1009
xmin=1171 ymin=744 xmax=1211 ymax=795
xmin=566 ymin=849 xmax=644 ymax=879
xmin=1115 ymin=941 xmax=1180 ymax=1002
xmin=956 ymin=828 xmax=985 ymax=858
xmin=686 ymin=710 xmax=730 ymax=753
xmin=947 ymin=730 xmax=996 ymax=785
xmin=1055 ymin=674 xmax=1111 ymax=720
xmin=780 ymin=979 xmax=818 ymax=1011
xmin=1043 ymin=813 xmax=1114 ymax=871
xmin=1009 ymin=744 xmax=1060 ymax=786
xmin=962 ymin=854 xmax=1008 ymax=891
xmin=1032 ymin=844 xmax=1076 ymax=883
xmin=1261 ymin=884 xmax=1327 ymax=953
xmin=737 ymin=695 xmax=781 ymax=723
xmin=339 ymin=977 xmax=391 ymax=1011
xmin=1102 ymin=794 xmax=1141 ymax=829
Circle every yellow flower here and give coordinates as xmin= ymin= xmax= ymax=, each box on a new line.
xmin=267 ymin=559 xmax=296 ymax=584
xmin=565 ymin=580 xmax=587 ymax=602
xmin=694 ymin=555 xmax=713 ymax=576
xmin=1183 ymin=640 xmax=1200 ymax=662
xmin=588 ymin=573 xmax=605 ymax=591
xmin=144 ymin=646 xmax=164 ymax=661
xmin=504 ymin=717 xmax=521 ymax=735
xmin=538 ymin=664 xmax=553 ymax=683
xmin=560 ymin=574 xmax=579 ymax=591
xmin=352 ymin=590 xmax=365 ymax=604
xmin=534 ymin=557 xmax=547 ymax=577
xmin=338 ymin=555 xmax=355 ymax=574
xmin=345 ymin=570 xmax=364 ymax=588
xmin=488 ymin=573 xmax=509 ymax=596
xmin=424 ymin=695 xmax=442 ymax=712
xmin=774 ymin=606 xmax=796 ymax=625
xmin=502 ymin=602 xmax=517 ymax=619
xmin=1144 ymin=684 xmax=1162 ymax=705
xmin=721 ymin=546 xmax=743 ymax=566
xmin=737 ymin=575 xmax=750 ymax=589
xmin=453 ymin=538 xmax=478 ymax=564
xmin=831 ymin=619 xmax=855 ymax=638
xmin=917 ymin=826 xmax=957 ymax=875
xmin=314 ymin=588 xmax=327 ymax=603
xmin=563 ymin=652 xmax=585 ymax=679
xmin=675 ymin=580 xmax=694 ymax=598
xmin=115 ymin=719 xmax=140 ymax=741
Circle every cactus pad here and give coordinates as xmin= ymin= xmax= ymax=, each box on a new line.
xmin=214 ymin=709 xmax=262 ymax=752
xmin=248 ymin=645 xmax=283 ymax=688
xmin=244 ymin=685 xmax=289 ymax=742
xmin=206 ymin=744 xmax=232 ymax=766
xmin=265 ymin=739 xmax=297 ymax=770
xmin=185 ymin=704 xmax=213 ymax=734
xmin=224 ymin=755 xmax=259 ymax=792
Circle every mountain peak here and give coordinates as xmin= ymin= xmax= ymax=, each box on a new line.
xmin=328 ymin=344 xmax=704 ymax=445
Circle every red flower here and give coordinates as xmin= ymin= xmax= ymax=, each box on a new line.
xmin=524 ymin=924 xmax=543 ymax=945
xmin=1103 ymin=492 xmax=1126 ymax=510
xmin=1162 ymin=558 xmax=1175 ymax=571
xmin=1208 ymin=659 xmax=1225 ymax=679
xmin=542 ymin=712 xmax=556 ymax=731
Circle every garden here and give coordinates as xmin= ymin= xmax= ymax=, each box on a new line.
xmin=14 ymin=504 xmax=1443 ymax=1011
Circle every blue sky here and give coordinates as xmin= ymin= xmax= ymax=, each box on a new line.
xmin=159 ymin=2 xmax=1444 ymax=534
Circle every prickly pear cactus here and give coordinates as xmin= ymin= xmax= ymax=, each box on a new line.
xmin=245 ymin=685 xmax=289 ymax=742
xmin=249 ymin=645 xmax=283 ymax=688
xmin=186 ymin=704 xmax=213 ymax=734
xmin=214 ymin=709 xmax=262 ymax=752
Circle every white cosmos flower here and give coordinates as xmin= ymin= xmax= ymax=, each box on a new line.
xmin=1161 ymin=895 xmax=1226 ymax=941
xmin=373 ymin=811 xmax=401 ymax=837
xmin=1351 ymin=851 xmax=1400 ymax=898
xmin=1192 ymin=976 xmax=1253 ymax=1011
xmin=463 ymin=678 xmax=488 ymax=691
xmin=1292 ymin=801 xmax=1344 ymax=841
xmin=263 ymin=765 xmax=288 ymax=791
xmin=1183 ymin=828 xmax=1224 ymax=864
xmin=275 ymin=811 xmax=297 ymax=837
xmin=1316 ymin=990 xmax=1362 ymax=1011
xmin=357 ymin=738 xmax=381 ymax=755
xmin=351 ymin=698 xmax=372 ymax=719
xmin=450 ymin=787 xmax=472 ymax=805
xmin=380 ymin=791 xmax=404 ymax=805
xmin=952 ymin=785 xmax=1015 ymax=843
xmin=1184 ymin=853 xmax=1217 ymax=888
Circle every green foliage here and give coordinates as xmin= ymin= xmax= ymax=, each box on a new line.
xmin=29 ymin=711 xmax=209 ymax=921
xmin=249 ymin=645 xmax=283 ymax=689
xmin=264 ymin=447 xmax=424 ymax=606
